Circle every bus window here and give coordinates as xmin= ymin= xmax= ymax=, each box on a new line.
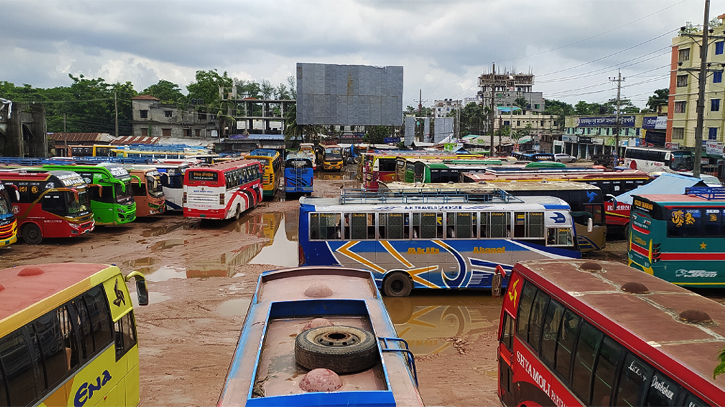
xmin=704 ymin=209 xmax=724 ymax=235
xmin=516 ymin=281 xmax=537 ymax=337
xmin=115 ymin=312 xmax=137 ymax=361
xmin=83 ymin=286 xmax=113 ymax=351
xmin=584 ymin=204 xmax=604 ymax=224
xmin=414 ymin=212 xmax=439 ymax=239
xmin=379 ymin=213 xmax=406 ymax=239
xmin=0 ymin=329 xmax=36 ymax=405
xmin=527 ymin=289 xmax=550 ymax=352
xmin=668 ymin=209 xmax=701 ymax=237
xmin=42 ymin=193 xmax=66 ymax=216
xmin=547 ymin=228 xmax=573 ymax=246
xmin=454 ymin=212 xmax=475 ymax=239
xmin=615 ymin=353 xmax=653 ymax=407
xmin=571 ymin=322 xmax=604 ymax=402
xmin=591 ymin=336 xmax=623 ymax=406
xmin=490 ymin=212 xmax=510 ymax=238
xmin=644 ymin=371 xmax=681 ymax=407
xmin=500 ymin=312 xmax=514 ymax=351
xmin=540 ymin=299 xmax=564 ymax=367
xmin=348 ymin=213 xmax=374 ymax=240
xmin=555 ymin=308 xmax=581 ymax=380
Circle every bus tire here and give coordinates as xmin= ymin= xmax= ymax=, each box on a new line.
xmin=295 ymin=326 xmax=377 ymax=374
xmin=21 ymin=223 xmax=43 ymax=245
xmin=382 ymin=272 xmax=413 ymax=297
xmin=234 ymin=204 xmax=241 ymax=220
xmin=623 ymin=222 xmax=630 ymax=239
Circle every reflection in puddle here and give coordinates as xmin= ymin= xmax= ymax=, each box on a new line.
xmin=248 ymin=215 xmax=299 ymax=268
xmin=284 ymin=209 xmax=299 ymax=242
xmin=132 ymin=291 xmax=171 ymax=306
xmin=216 ymin=298 xmax=252 ymax=317
xmin=144 ymin=265 xmax=187 ymax=282
xmin=150 ymin=239 xmax=185 ymax=251
xmin=383 ymin=293 xmax=502 ymax=356
xmin=186 ymin=242 xmax=265 ymax=278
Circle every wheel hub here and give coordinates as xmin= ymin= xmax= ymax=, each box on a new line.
xmin=316 ymin=332 xmax=360 ymax=347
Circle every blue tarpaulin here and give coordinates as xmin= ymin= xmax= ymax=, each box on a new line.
xmin=614 ymin=173 xmax=705 ymax=204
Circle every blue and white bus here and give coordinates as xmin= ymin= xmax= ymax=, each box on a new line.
xmin=284 ymin=153 xmax=313 ymax=196
xmin=299 ymin=189 xmax=581 ymax=296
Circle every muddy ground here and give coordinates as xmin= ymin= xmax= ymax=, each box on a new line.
xmin=0 ymin=173 xmax=630 ymax=407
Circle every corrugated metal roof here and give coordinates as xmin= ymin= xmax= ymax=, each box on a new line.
xmin=615 ymin=173 xmax=705 ymax=204
xmin=47 ymin=133 xmax=114 ymax=142
xmin=112 ymin=136 xmax=161 ymax=145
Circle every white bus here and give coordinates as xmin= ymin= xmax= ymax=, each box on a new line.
xmin=623 ymin=146 xmax=693 ymax=172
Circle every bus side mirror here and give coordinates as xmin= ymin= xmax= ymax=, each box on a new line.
xmin=605 ymin=194 xmax=617 ymax=210
xmin=587 ymin=217 xmax=593 ymax=233
xmin=125 ymin=271 xmax=149 ymax=306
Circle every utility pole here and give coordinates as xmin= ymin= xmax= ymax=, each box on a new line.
xmin=414 ymin=89 xmax=427 ymax=142
xmin=114 ymin=91 xmax=119 ymax=138
xmin=63 ymin=114 xmax=68 ymax=157
xmin=490 ymin=63 xmax=496 ymax=156
xmin=609 ymin=71 xmax=625 ymax=166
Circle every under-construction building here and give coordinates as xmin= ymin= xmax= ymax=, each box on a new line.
xmin=478 ymin=70 xmax=545 ymax=113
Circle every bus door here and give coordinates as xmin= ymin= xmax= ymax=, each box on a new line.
xmin=497 ymin=271 xmax=522 ymax=405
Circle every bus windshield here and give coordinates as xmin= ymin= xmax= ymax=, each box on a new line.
xmin=66 ymin=189 xmax=91 ymax=215
xmin=671 ymin=151 xmax=694 ymax=171
xmin=325 ymin=147 xmax=342 ymax=158
xmin=0 ymin=190 xmax=11 ymax=215
xmin=115 ymin=180 xmax=135 ymax=204
xmin=147 ymin=174 xmax=164 ymax=197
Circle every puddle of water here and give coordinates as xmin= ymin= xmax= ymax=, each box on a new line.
xmin=186 ymin=242 xmax=265 ymax=278
xmin=144 ymin=265 xmax=187 ymax=282
xmin=248 ymin=215 xmax=299 ymax=268
xmin=284 ymin=209 xmax=299 ymax=242
xmin=216 ymin=298 xmax=252 ymax=317
xmin=383 ymin=293 xmax=503 ymax=356
xmin=150 ymin=238 xmax=185 ymax=251
xmin=131 ymin=291 xmax=171 ymax=307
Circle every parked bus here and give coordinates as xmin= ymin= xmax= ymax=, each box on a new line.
xmin=462 ymin=169 xmax=651 ymax=197
xmin=245 ymin=149 xmax=282 ymax=199
xmin=320 ymin=144 xmax=344 ymax=171
xmin=298 ymin=142 xmax=317 ymax=170
xmin=628 ymin=187 xmax=725 ymax=286
xmin=124 ymin=165 xmax=166 ymax=217
xmin=0 ymin=183 xmax=18 ymax=247
xmin=0 ymin=169 xmax=95 ymax=244
xmin=0 ymin=263 xmax=148 ymax=407
xmin=498 ymin=259 xmax=725 ymax=407
xmin=382 ymin=180 xmax=606 ymax=251
xmin=218 ymin=266 xmax=423 ymax=406
xmin=183 ymin=159 xmax=263 ymax=220
xmin=623 ymin=146 xmax=694 ymax=172
xmin=299 ymin=188 xmax=581 ymax=297
xmin=153 ymin=162 xmax=190 ymax=211
xmin=41 ymin=163 xmax=137 ymax=226
xmin=284 ymin=153 xmax=313 ymax=196
xmin=68 ymin=144 xmax=116 ymax=157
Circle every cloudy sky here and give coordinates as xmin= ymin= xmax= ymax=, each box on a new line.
xmin=0 ymin=0 xmax=719 ymax=109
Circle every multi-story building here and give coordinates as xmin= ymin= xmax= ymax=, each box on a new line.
xmin=478 ymin=71 xmax=545 ymax=113
xmin=131 ymin=95 xmax=218 ymax=139
xmin=432 ymin=99 xmax=462 ymax=118
xmin=667 ymin=15 xmax=725 ymax=176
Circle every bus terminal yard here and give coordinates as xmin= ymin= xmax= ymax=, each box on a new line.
xmin=2 ymin=160 xmax=725 ymax=406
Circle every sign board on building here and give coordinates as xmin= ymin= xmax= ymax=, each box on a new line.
xmin=665 ymin=142 xmax=680 ymax=149
xmin=384 ymin=137 xmax=400 ymax=144
xmin=591 ymin=138 xmax=604 ymax=145
xmin=706 ymin=141 xmax=725 ymax=157
xmin=642 ymin=116 xmax=667 ymax=130
xmin=562 ymin=135 xmax=578 ymax=143
xmin=575 ymin=116 xmax=635 ymax=127
xmin=578 ymin=136 xmax=592 ymax=144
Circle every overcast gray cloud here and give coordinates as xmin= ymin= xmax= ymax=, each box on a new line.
xmin=0 ymin=0 xmax=715 ymax=108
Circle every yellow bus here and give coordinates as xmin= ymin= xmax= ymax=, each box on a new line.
xmin=0 ymin=263 xmax=148 ymax=406
xmin=245 ymin=149 xmax=282 ymax=199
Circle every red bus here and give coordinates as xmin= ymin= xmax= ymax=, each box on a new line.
xmin=182 ymin=159 xmax=263 ymax=220
xmin=498 ymin=259 xmax=724 ymax=407
xmin=0 ymin=169 xmax=95 ymax=244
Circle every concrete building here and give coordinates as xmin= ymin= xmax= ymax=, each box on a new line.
xmin=132 ymin=95 xmax=218 ymax=139
xmin=478 ymin=71 xmax=545 ymax=113
xmin=562 ymin=113 xmax=664 ymax=159
xmin=0 ymin=101 xmax=47 ymax=157
xmin=495 ymin=108 xmax=560 ymax=152
xmin=667 ymin=14 xmax=725 ymax=176
xmin=432 ymin=99 xmax=462 ymax=118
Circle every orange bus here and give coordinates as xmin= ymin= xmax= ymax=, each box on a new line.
xmin=498 ymin=259 xmax=725 ymax=406
xmin=125 ymin=165 xmax=166 ymax=217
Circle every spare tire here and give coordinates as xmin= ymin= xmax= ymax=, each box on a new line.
xmin=295 ymin=325 xmax=378 ymax=374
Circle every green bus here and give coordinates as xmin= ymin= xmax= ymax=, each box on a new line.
xmin=41 ymin=162 xmax=137 ymax=225
xmin=408 ymin=159 xmax=503 ymax=184
xmin=628 ymin=187 xmax=725 ymax=286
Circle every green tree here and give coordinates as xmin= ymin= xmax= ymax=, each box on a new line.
xmin=513 ymin=97 xmax=528 ymax=110
xmin=142 ymin=80 xmax=186 ymax=104
xmin=543 ymin=99 xmax=575 ymax=116
xmin=716 ymin=348 xmax=725 ymax=379
xmin=646 ymin=88 xmax=669 ymax=114
xmin=459 ymin=102 xmax=486 ymax=136
xmin=187 ymin=70 xmax=234 ymax=137
xmin=364 ymin=125 xmax=391 ymax=144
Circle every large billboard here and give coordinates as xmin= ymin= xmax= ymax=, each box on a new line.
xmin=296 ymin=63 xmax=403 ymax=126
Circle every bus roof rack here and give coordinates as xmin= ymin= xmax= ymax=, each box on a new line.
xmin=340 ymin=188 xmax=523 ymax=204
xmin=685 ymin=186 xmax=725 ymax=200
